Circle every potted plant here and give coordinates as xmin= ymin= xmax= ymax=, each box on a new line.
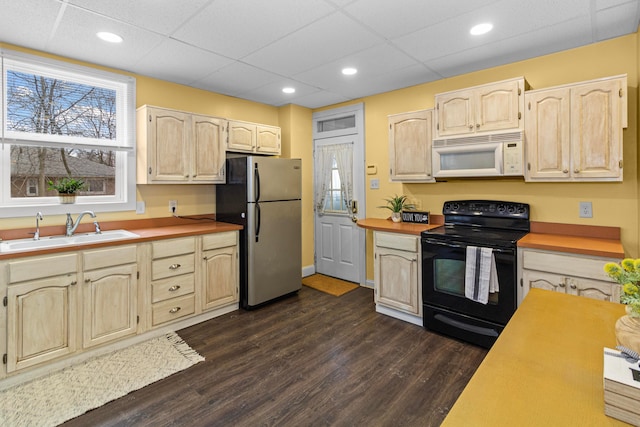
xmin=48 ymin=177 xmax=85 ymax=204
xmin=378 ymin=194 xmax=415 ymax=223
xmin=604 ymin=259 xmax=640 ymax=353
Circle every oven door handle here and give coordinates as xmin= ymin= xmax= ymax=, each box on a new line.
xmin=422 ymin=238 xmax=515 ymax=254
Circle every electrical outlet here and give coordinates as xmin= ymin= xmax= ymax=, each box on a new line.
xmin=579 ymin=201 xmax=592 ymax=218
xmin=169 ymin=200 xmax=177 ymax=214
xmin=370 ymin=178 xmax=380 ymax=189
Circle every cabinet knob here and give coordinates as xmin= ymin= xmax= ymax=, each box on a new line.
xmin=169 ymin=307 xmax=181 ymax=314
xmin=570 ymin=284 xmax=577 ymax=289
xmin=562 ymin=169 xmax=569 ymax=174
xmin=169 ymin=263 xmax=181 ymax=270
xmin=574 ymin=169 xmax=580 ymax=174
xmin=84 ymin=278 xmax=91 ymax=283
xmin=558 ymin=282 xmax=566 ymax=288
xmin=168 ymin=285 xmax=181 ymax=292
xmin=469 ymin=125 xmax=473 ymax=130
xmin=476 ymin=123 xmax=480 ymax=129
xmin=70 ymin=280 xmax=77 ymax=286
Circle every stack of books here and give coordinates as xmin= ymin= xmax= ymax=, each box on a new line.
xmin=603 ymin=348 xmax=640 ymax=426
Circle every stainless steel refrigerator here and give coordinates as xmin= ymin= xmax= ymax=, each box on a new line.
xmin=216 ymin=155 xmax=302 ymax=309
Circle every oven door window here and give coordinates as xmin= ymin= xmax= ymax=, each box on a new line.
xmin=434 ymin=258 xmax=499 ymax=304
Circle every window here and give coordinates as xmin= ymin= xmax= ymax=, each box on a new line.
xmin=0 ymin=49 xmax=136 ymax=216
xmin=323 ymin=158 xmax=347 ymax=213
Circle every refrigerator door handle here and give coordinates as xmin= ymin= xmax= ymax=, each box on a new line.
xmin=255 ymin=202 xmax=261 ymax=242
xmin=254 ymin=162 xmax=260 ymax=202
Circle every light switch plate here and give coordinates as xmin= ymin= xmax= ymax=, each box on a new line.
xmin=136 ymin=201 xmax=145 ymax=214
xmin=370 ymin=178 xmax=380 ymax=189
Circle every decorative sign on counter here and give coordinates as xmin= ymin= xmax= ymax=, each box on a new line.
xmin=401 ymin=210 xmax=429 ymax=224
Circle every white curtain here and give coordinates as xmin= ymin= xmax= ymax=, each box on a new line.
xmin=314 ymin=143 xmax=353 ymax=216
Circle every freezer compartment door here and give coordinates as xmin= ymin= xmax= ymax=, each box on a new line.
xmin=246 ymin=199 xmax=301 ymax=306
xmin=247 ymin=157 xmax=301 ymax=202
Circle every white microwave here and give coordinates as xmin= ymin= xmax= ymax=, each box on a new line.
xmin=432 ymin=131 xmax=524 ymax=178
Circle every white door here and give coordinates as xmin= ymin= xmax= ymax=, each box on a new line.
xmin=313 ymin=104 xmax=365 ymax=285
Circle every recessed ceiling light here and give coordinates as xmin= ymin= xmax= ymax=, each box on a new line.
xmin=342 ymin=67 xmax=358 ymax=76
xmin=470 ymin=23 xmax=493 ymax=35
xmin=282 ymin=87 xmax=295 ymax=94
xmin=96 ymin=31 xmax=123 ymax=43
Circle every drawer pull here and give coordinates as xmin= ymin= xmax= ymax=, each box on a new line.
xmin=169 ymin=307 xmax=181 ymax=314
xmin=168 ymin=285 xmax=181 ymax=292
xmin=169 ymin=263 xmax=181 ymax=270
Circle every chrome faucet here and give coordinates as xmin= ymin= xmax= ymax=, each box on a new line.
xmin=66 ymin=211 xmax=96 ymax=237
xmin=32 ymin=212 xmax=43 ymax=240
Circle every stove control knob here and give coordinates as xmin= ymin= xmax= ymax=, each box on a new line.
xmin=443 ymin=203 xmax=451 ymax=212
xmin=451 ymin=203 xmax=460 ymax=212
xmin=518 ymin=206 xmax=526 ymax=214
xmin=497 ymin=204 xmax=506 ymax=213
xmin=507 ymin=205 xmax=516 ymax=214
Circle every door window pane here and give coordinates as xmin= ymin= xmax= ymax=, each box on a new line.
xmin=323 ymin=158 xmax=347 ymax=213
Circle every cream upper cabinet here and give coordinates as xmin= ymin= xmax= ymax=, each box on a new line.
xmin=525 ymin=75 xmax=626 ymax=182
xmin=81 ymin=246 xmax=138 ymax=349
xmin=435 ymin=77 xmax=525 ymax=138
xmin=5 ymin=253 xmax=78 ymax=373
xmin=388 ymin=109 xmax=434 ymax=182
xmin=201 ymin=232 xmax=239 ymax=311
xmin=227 ymin=120 xmax=281 ymax=155
xmin=374 ymin=232 xmax=422 ymax=321
xmin=519 ymin=248 xmax=621 ymax=304
xmin=137 ymin=105 xmax=226 ymax=184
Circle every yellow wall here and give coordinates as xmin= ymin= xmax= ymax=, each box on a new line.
xmin=332 ymin=33 xmax=639 ymax=280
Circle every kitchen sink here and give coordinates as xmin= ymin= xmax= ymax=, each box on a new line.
xmin=0 ymin=230 xmax=140 ymax=253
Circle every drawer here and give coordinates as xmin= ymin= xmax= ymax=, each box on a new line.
xmin=151 ymin=273 xmax=195 ymax=303
xmin=9 ymin=253 xmax=77 ymax=283
xmin=83 ymin=245 xmax=136 ymax=270
xmin=152 ymin=237 xmax=195 ymax=259
xmin=202 ymin=231 xmax=237 ymax=251
xmin=522 ymin=249 xmax=618 ymax=281
xmin=375 ymin=231 xmax=418 ymax=252
xmin=152 ymin=254 xmax=195 ymax=280
xmin=152 ymin=294 xmax=195 ymax=326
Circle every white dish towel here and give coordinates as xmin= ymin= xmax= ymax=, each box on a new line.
xmin=464 ymin=246 xmax=499 ymax=304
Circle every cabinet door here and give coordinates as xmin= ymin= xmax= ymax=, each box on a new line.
xmin=82 ymin=263 xmax=138 ymax=348
xmin=202 ymin=245 xmax=238 ymax=311
xmin=256 ymin=125 xmax=281 ymax=155
xmin=522 ymin=269 xmax=567 ymax=295
xmin=192 ymin=115 xmax=226 ymax=183
xmin=570 ymin=79 xmax=623 ymax=180
xmin=388 ymin=110 xmax=434 ymax=182
xmin=6 ymin=275 xmax=78 ymax=373
xmin=566 ymin=277 xmax=621 ymax=302
xmin=525 ymin=88 xmax=571 ymax=180
xmin=375 ymin=246 xmax=420 ymax=315
xmin=475 ymin=79 xmax=522 ymax=133
xmin=148 ymin=108 xmax=190 ymax=181
xmin=436 ymin=88 xmax=474 ymax=137
xmin=227 ymin=120 xmax=256 ymax=152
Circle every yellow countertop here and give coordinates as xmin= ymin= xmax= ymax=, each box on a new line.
xmin=442 ymin=288 xmax=629 ymax=427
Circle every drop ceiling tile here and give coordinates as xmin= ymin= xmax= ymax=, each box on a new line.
xmin=344 ymin=0 xmax=499 ymax=39
xmin=243 ymin=12 xmax=384 ymax=76
xmin=285 ymin=90 xmax=351 ymax=109
xmin=0 ymin=0 xmax=62 ymax=51
xmin=133 ymin=39 xmax=234 ymax=85
xmin=293 ymin=43 xmax=421 ymax=89
xmin=172 ymin=0 xmax=335 ymax=58
xmin=46 ymin=7 xmax=165 ymax=73
xmin=428 ymin=16 xmax=593 ymax=78
xmin=595 ymin=2 xmax=640 ymax=40
xmin=238 ymin=80 xmax=321 ymax=107
xmin=191 ymin=62 xmax=284 ymax=97
xmin=596 ymin=0 xmax=638 ymax=10
xmin=66 ymin=0 xmax=213 ymax=34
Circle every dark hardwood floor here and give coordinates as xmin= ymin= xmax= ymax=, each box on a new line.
xmin=62 ymin=286 xmax=487 ymax=427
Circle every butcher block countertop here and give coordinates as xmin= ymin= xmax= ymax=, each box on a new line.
xmin=518 ymin=221 xmax=624 ymax=259
xmin=0 ymin=215 xmax=242 ymax=260
xmin=356 ymin=218 xmax=442 ymax=236
xmin=442 ymin=288 xmax=628 ymax=427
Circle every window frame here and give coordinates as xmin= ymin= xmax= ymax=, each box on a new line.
xmin=0 ymin=49 xmax=136 ymax=217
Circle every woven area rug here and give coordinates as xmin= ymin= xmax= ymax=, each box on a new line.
xmin=0 ymin=331 xmax=204 ymax=427
xmin=302 ymin=274 xmax=359 ymax=296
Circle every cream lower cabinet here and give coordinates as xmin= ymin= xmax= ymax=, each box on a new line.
xmin=519 ymin=248 xmax=621 ymax=305
xmin=388 ymin=109 xmax=434 ymax=182
xmin=374 ymin=231 xmax=422 ymax=325
xmin=150 ymin=237 xmax=196 ymax=327
xmin=201 ymin=232 xmax=238 ymax=311
xmin=81 ymin=246 xmax=138 ymax=349
xmin=5 ymin=253 xmax=78 ymax=373
xmin=524 ymin=75 xmax=626 ymax=182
